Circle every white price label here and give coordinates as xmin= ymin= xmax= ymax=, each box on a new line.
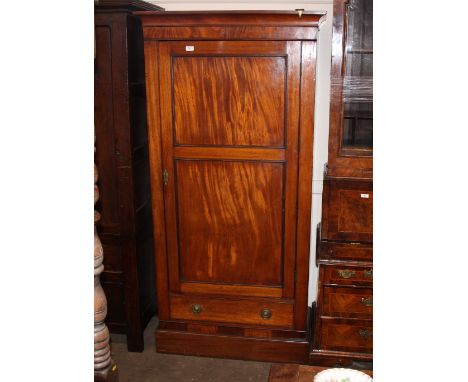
xmin=185 ymin=46 xmax=195 ymax=52
xmin=360 ymin=193 xmax=370 ymax=199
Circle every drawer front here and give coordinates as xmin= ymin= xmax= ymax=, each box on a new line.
xmin=320 ymin=318 xmax=372 ymax=353
xmin=322 ymin=286 xmax=372 ymax=319
xmin=170 ymin=295 xmax=293 ymax=328
xmin=319 ymin=241 xmax=372 ymax=262
xmin=323 ymin=179 xmax=373 ymax=242
xmin=323 ymin=265 xmax=373 ymax=286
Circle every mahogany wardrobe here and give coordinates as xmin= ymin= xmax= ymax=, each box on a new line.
xmin=137 ymin=11 xmax=324 ymax=363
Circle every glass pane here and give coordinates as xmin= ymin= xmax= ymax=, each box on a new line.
xmin=341 ymin=0 xmax=373 ymax=151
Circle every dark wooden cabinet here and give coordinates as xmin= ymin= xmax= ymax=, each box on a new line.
xmin=94 ymin=0 xmax=163 ymax=352
xmin=137 ymin=11 xmax=324 ymax=363
xmin=311 ymin=0 xmax=373 ymax=367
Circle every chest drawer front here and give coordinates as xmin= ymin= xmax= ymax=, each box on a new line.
xmin=170 ymin=295 xmax=293 ymax=328
xmin=322 ymin=286 xmax=372 ymax=319
xmin=322 ymin=179 xmax=373 ymax=242
xmin=319 ymin=241 xmax=372 ymax=262
xmin=323 ymin=265 xmax=373 ymax=286
xmin=320 ymin=318 xmax=372 ymax=353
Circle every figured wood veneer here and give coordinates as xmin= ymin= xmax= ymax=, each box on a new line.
xmin=173 ymin=56 xmax=286 ymax=147
xmin=176 ymin=160 xmax=284 ymax=286
xmin=322 ymin=286 xmax=373 ymax=319
xmin=319 ymin=318 xmax=373 ymax=353
xmin=170 ymin=295 xmax=293 ymax=327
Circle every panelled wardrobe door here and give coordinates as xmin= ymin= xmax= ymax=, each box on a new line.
xmin=158 ymin=41 xmax=300 ymax=315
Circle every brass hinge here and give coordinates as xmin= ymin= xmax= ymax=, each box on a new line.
xmin=163 ymin=169 xmax=169 ymax=186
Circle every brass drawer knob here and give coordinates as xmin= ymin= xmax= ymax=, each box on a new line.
xmin=361 ymin=297 xmax=373 ymax=307
xmin=358 ymin=329 xmax=373 ymax=339
xmin=364 ymin=269 xmax=373 ymax=279
xmin=191 ymin=304 xmax=203 ymax=315
xmin=260 ymin=308 xmax=272 ymax=320
xmin=338 ymin=269 xmax=356 ymax=279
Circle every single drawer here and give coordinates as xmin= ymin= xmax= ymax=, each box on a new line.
xmin=322 ymin=286 xmax=372 ymax=319
xmin=322 ymin=178 xmax=373 ymax=242
xmin=322 ymin=264 xmax=373 ymax=286
xmin=170 ymin=295 xmax=293 ymax=328
xmin=320 ymin=318 xmax=372 ymax=353
xmin=319 ymin=241 xmax=372 ymax=262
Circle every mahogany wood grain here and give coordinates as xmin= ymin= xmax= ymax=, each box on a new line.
xmin=158 ymin=39 xmax=302 ymax=302
xmin=159 ymin=320 xmax=307 ymax=340
xmin=142 ymin=26 xmax=318 ymax=41
xmin=136 ymin=11 xmax=324 ymax=26
xmin=322 ymin=286 xmax=372 ymax=319
xmin=268 ymin=364 xmax=372 ymax=382
xmin=176 ymin=160 xmax=284 ymax=286
xmin=173 ymin=55 xmax=286 ymax=147
xmin=173 ymin=146 xmax=285 ymax=161
xmin=170 ymin=294 xmax=294 ymax=327
xmin=180 ymin=282 xmax=282 ymax=298
xmin=321 ymin=178 xmax=373 ymax=242
xmin=156 ymin=330 xmax=310 ymax=363
xmin=319 ymin=318 xmax=373 ymax=353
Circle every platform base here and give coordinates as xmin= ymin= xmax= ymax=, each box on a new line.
xmin=156 ymin=329 xmax=310 ymax=363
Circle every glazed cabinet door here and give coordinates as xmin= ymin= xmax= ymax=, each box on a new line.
xmin=158 ymin=41 xmax=302 ymax=326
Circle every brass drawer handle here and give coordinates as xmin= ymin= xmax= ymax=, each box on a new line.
xmin=364 ymin=269 xmax=373 ymax=279
xmin=338 ymin=269 xmax=356 ymax=279
xmin=361 ymin=297 xmax=373 ymax=307
xmin=260 ymin=308 xmax=272 ymax=320
xmin=358 ymin=329 xmax=373 ymax=339
xmin=191 ymin=304 xmax=203 ymax=315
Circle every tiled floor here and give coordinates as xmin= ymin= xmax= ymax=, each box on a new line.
xmin=110 ymin=318 xmax=271 ymax=382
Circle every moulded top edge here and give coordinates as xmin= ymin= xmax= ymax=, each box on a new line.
xmin=134 ymin=10 xmax=326 ymax=27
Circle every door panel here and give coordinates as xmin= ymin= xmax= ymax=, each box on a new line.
xmin=173 ymin=56 xmax=286 ymax=147
xmin=176 ymin=160 xmax=284 ymax=286
xmin=158 ymin=40 xmax=301 ymax=303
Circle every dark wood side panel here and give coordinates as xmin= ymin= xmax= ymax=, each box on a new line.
xmin=176 ymin=160 xmax=284 ymax=286
xmin=94 ymin=22 xmax=120 ymax=233
xmin=173 ymin=56 xmax=286 ymax=147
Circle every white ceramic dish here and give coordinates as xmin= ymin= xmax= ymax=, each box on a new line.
xmin=313 ymin=368 xmax=373 ymax=382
